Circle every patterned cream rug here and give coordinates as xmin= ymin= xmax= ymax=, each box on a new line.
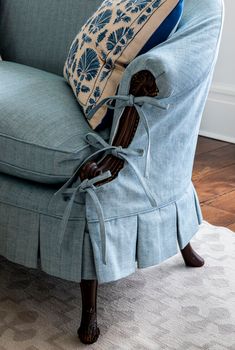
xmin=0 ymin=222 xmax=235 ymax=350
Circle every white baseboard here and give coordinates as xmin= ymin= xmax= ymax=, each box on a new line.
xmin=199 ymin=83 xmax=235 ymax=144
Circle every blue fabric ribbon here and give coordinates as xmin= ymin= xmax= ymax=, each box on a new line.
xmin=87 ymin=94 xmax=170 ymax=178
xmin=52 ymin=94 xmax=165 ymax=265
xmin=55 ymin=171 xmax=112 ymax=265
xmin=85 ymin=132 xmax=157 ymax=207
xmin=51 ymin=140 xmax=157 ymax=266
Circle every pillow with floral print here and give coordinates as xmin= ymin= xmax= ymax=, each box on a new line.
xmin=64 ymin=0 xmax=184 ymax=129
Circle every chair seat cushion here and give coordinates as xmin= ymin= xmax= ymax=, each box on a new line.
xmin=0 ymin=61 xmax=108 ymax=184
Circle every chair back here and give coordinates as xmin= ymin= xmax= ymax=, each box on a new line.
xmin=0 ymin=0 xmax=102 ymax=75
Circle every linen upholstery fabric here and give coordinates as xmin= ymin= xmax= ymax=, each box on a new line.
xmin=63 ymin=0 xmax=223 ymax=282
xmin=109 ymin=0 xmax=224 ymax=141
xmin=0 ymin=0 xmax=102 ymax=76
xmin=0 ymin=172 xmax=96 ymax=282
xmin=0 ymin=0 xmax=224 ymax=284
xmin=64 ymin=0 xmax=183 ymax=129
xmin=0 ymin=61 xmax=109 ymax=184
xmin=0 ymin=170 xmax=201 ymax=283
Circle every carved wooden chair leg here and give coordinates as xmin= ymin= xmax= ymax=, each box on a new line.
xmin=78 ymin=279 xmax=100 ymax=344
xmin=181 ymin=243 xmax=205 ymax=267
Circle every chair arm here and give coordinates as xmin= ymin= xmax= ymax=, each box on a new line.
xmin=79 ymin=70 xmax=158 ymax=184
xmin=79 ymin=0 xmax=223 ymax=185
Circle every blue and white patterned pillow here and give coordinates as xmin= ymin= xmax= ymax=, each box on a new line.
xmin=64 ymin=0 xmax=184 ymax=129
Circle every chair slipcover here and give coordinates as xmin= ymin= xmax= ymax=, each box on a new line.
xmin=0 ymin=0 xmax=224 ymax=284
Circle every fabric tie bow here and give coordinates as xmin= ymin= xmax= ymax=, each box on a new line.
xmin=51 ymin=93 xmax=168 ymax=265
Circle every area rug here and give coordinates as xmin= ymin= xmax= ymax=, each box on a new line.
xmin=0 ymin=221 xmax=234 ymax=350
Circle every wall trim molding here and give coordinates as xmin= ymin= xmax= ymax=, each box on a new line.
xmin=210 ymin=82 xmax=235 ymax=97
xmin=199 ymin=83 xmax=235 ymax=144
xmin=199 ymin=130 xmax=235 ymax=144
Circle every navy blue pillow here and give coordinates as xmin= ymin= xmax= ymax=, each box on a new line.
xmin=138 ymin=0 xmax=184 ymax=55
xmin=96 ymin=0 xmax=184 ymax=131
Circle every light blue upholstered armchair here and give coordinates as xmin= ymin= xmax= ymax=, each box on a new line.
xmin=0 ymin=0 xmax=223 ymax=344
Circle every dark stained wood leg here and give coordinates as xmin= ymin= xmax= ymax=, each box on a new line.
xmin=78 ymin=279 xmax=100 ymax=344
xmin=181 ymin=243 xmax=205 ymax=267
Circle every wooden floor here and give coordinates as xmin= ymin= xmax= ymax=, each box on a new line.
xmin=193 ymin=136 xmax=235 ymax=230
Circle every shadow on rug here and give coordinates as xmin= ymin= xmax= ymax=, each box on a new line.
xmin=0 ymin=221 xmax=234 ymax=350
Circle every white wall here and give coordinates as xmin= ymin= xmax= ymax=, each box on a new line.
xmin=200 ymin=0 xmax=235 ymax=143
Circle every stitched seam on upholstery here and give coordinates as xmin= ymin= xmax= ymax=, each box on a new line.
xmin=0 ymin=133 xmax=89 ymax=154
xmin=0 ymin=160 xmax=71 ymax=178
xmin=0 ymin=199 xmax=85 ymax=220
xmin=87 ymin=182 xmax=193 ymax=223
xmin=116 ymin=7 xmax=224 ymax=114
xmin=0 ymin=183 xmax=193 ymax=222
xmin=88 ymin=200 xmax=175 ymax=223
xmin=143 ymin=10 xmax=225 ymax=100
